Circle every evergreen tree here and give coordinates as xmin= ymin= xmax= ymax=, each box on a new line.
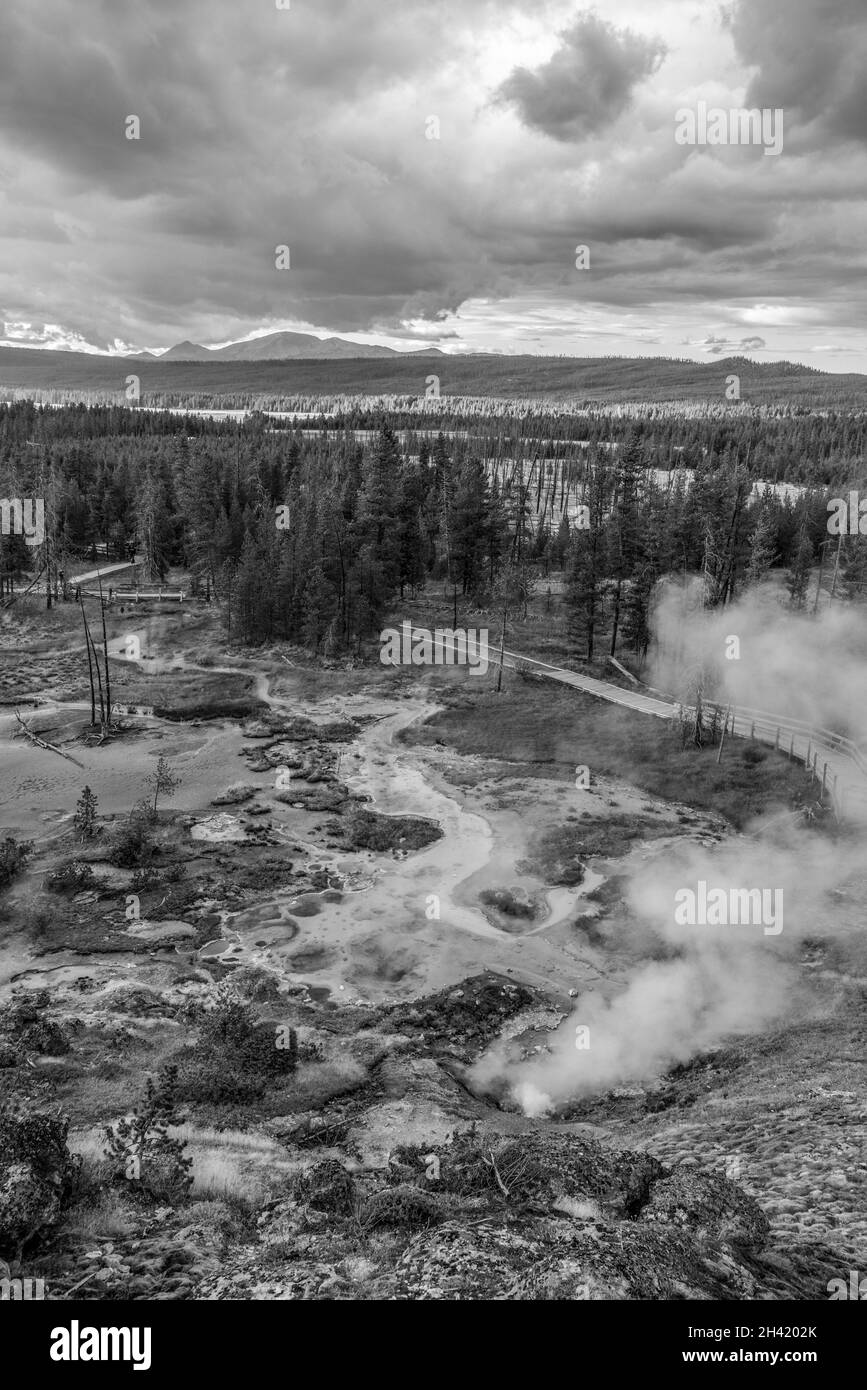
xmin=786 ymin=530 xmax=813 ymax=609
xmin=608 ymin=431 xmax=643 ymax=655
xmin=621 ymin=567 xmax=654 ymax=666
xmin=145 ymin=756 xmax=181 ymax=816
xmin=565 ymin=460 xmax=608 ymax=661
xmin=136 ymin=466 xmax=172 ymax=581
xmin=73 ymin=786 xmax=98 ymax=841
xmin=744 ymin=502 xmax=779 ymax=587
xmin=395 ymin=461 xmax=427 ymax=597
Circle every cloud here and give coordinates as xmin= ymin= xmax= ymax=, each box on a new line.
xmin=693 ymin=333 xmax=767 ymax=354
xmin=0 ymin=0 xmax=865 ymax=366
xmin=494 ymin=14 xmax=667 ymax=141
xmin=725 ymin=0 xmax=867 ymax=147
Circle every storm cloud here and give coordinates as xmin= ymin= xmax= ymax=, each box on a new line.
xmin=0 ymin=0 xmax=865 ymax=366
xmin=494 ymin=15 xmax=666 ymax=141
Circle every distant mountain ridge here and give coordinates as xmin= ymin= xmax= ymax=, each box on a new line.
xmin=145 ymin=330 xmax=444 ymax=362
xmin=0 ymin=344 xmax=865 ymax=406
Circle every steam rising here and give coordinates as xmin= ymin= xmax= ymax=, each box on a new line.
xmin=650 ymin=575 xmax=867 ymax=735
xmin=473 ymin=581 xmax=866 ymax=1116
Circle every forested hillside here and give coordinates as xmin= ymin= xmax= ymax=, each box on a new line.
xmin=2 ymin=346 xmax=866 ymax=405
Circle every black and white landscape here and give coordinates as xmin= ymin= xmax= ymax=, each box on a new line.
xmin=1 ymin=0 xmax=865 ymax=1345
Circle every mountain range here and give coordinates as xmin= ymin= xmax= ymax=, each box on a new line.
xmin=137 ymin=331 xmax=444 ymax=362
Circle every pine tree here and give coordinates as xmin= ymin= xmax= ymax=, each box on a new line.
xmin=145 ymin=756 xmax=181 ymax=816
xmin=135 ymin=466 xmax=172 ymax=581
xmin=396 ymin=461 xmax=427 ymax=597
xmin=566 ymin=533 xmax=603 ymax=660
xmin=621 ymin=567 xmax=654 ymax=666
xmin=450 ymin=456 xmax=491 ymax=596
xmin=786 ymin=530 xmax=813 ymax=609
xmin=301 ymin=564 xmax=331 ymax=651
xmin=565 ymin=459 xmax=608 ymax=661
xmin=551 ymin=514 xmax=571 ymax=569
xmin=103 ymin=1063 xmax=192 ymax=1201
xmin=608 ymin=431 xmax=643 ymax=655
xmin=73 ymin=786 xmax=98 ymax=841
xmin=745 ymin=502 xmax=778 ymax=587
xmin=840 ymin=536 xmax=867 ymax=598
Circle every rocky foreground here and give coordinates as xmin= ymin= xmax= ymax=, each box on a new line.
xmin=0 ymin=973 xmax=851 ymax=1301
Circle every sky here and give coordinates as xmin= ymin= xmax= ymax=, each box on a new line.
xmin=0 ymin=0 xmax=865 ymax=367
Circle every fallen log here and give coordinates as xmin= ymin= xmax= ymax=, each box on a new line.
xmin=13 ymin=709 xmax=86 ymax=767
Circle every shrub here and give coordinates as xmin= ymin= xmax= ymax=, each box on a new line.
xmin=17 ymin=1019 xmax=71 ymax=1056
xmin=743 ymin=744 xmax=767 ymax=765
xmin=0 ymin=1106 xmax=79 ymax=1254
xmin=0 ymin=838 xmax=33 ymax=891
xmin=175 ymin=1061 xmax=266 ymax=1107
xmin=21 ymin=902 xmax=55 ymax=938
xmin=295 ymin=1159 xmax=355 ymax=1215
xmin=340 ymin=809 xmax=441 ymax=853
xmin=196 ymin=997 xmax=298 ymax=1077
xmin=359 ymin=1183 xmax=441 ymax=1231
xmin=45 ymin=860 xmax=96 ymax=894
xmin=2 ymin=992 xmax=69 ymax=1054
xmin=108 ymin=808 xmax=155 ymax=869
xmin=129 ymin=867 xmax=161 ymax=893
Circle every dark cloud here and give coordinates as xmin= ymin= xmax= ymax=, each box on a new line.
xmin=494 ymin=14 xmax=666 ymax=141
xmin=725 ymin=0 xmax=867 ymax=145
xmin=0 ymin=0 xmax=864 ymax=365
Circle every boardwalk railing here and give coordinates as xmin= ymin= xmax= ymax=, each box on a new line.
xmin=702 ymin=700 xmax=867 ymax=821
xmin=491 ymin=644 xmax=867 ymax=822
xmin=110 ymin=590 xmax=186 ymax=602
xmin=409 ymin=630 xmax=866 ymax=822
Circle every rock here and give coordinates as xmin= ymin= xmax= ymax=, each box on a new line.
xmin=228 ymin=966 xmax=285 ymax=1003
xmin=298 ymin=1160 xmax=356 ymax=1216
xmin=381 ymin=974 xmax=536 ymax=1051
xmin=0 ymin=1108 xmax=78 ymax=1256
xmin=640 ymin=1168 xmax=770 ymax=1249
xmin=393 ymin=1220 xmax=547 ymax=1299
xmin=104 ymin=986 xmax=174 ymax=1018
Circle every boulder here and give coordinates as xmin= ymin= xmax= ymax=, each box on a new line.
xmin=0 ymin=1108 xmax=78 ymax=1255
